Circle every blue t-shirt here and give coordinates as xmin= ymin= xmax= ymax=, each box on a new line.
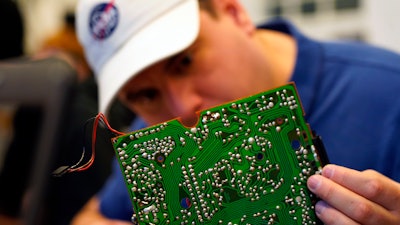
xmin=99 ymin=18 xmax=400 ymax=221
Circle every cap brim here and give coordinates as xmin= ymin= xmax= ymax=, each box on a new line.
xmin=98 ymin=0 xmax=200 ymax=115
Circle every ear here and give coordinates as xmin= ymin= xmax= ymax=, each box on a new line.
xmin=212 ymin=0 xmax=255 ymax=35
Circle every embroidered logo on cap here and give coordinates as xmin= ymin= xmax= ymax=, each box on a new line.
xmin=89 ymin=1 xmax=119 ymax=40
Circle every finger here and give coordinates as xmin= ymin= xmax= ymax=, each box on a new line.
xmin=307 ymin=174 xmax=396 ymax=225
xmin=322 ymin=164 xmax=400 ymax=211
xmin=314 ymin=200 xmax=360 ymax=225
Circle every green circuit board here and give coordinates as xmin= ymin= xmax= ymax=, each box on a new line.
xmin=112 ymin=82 xmax=327 ymax=225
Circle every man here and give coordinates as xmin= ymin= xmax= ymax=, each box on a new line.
xmin=73 ymin=0 xmax=400 ymax=224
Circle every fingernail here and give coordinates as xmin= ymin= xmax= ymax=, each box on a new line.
xmin=315 ymin=201 xmax=328 ymax=216
xmin=323 ymin=165 xmax=334 ymax=178
xmin=307 ymin=175 xmax=321 ymax=191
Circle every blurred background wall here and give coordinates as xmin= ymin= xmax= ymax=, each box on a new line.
xmin=16 ymin=0 xmax=79 ymax=55
xmin=240 ymin=0 xmax=400 ymax=53
xmin=14 ymin=0 xmax=400 ymax=55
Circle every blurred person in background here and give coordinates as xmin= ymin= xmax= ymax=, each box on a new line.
xmin=0 ymin=9 xmax=136 ymax=225
xmin=35 ymin=12 xmax=136 ymax=225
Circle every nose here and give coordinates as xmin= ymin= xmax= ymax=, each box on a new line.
xmin=165 ymin=80 xmax=202 ymax=127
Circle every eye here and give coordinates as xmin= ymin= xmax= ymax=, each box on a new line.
xmin=180 ymin=54 xmax=192 ymax=67
xmin=166 ymin=49 xmax=195 ymax=75
xmin=124 ymin=88 xmax=160 ymax=105
xmin=173 ymin=52 xmax=193 ymax=74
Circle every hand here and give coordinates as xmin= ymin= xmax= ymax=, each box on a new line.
xmin=307 ymin=164 xmax=400 ymax=225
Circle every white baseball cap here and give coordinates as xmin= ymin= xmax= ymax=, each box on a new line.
xmin=76 ymin=0 xmax=200 ymax=114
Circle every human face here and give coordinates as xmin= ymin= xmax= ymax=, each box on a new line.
xmin=119 ymin=1 xmax=275 ymax=127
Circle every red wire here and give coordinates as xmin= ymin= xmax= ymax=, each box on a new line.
xmin=72 ymin=113 xmax=125 ymax=172
xmin=98 ymin=113 xmax=125 ymax=135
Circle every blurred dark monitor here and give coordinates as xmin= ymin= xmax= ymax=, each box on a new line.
xmin=0 ymin=56 xmax=77 ymax=225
